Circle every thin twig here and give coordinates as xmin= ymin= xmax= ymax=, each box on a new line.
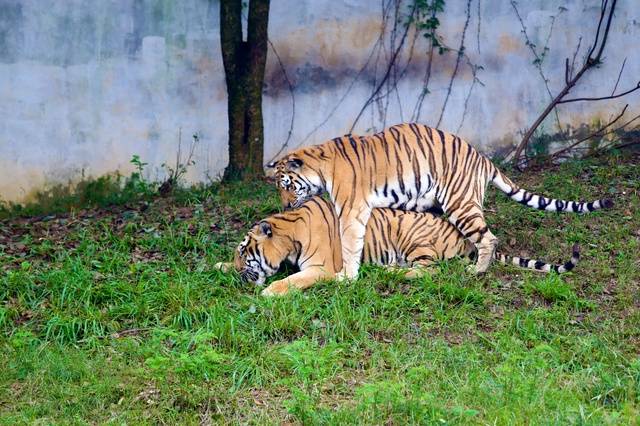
xmin=476 ymin=0 xmax=482 ymax=54
xmin=350 ymin=1 xmax=417 ymax=133
xmin=557 ymin=81 xmax=640 ymax=104
xmin=522 ymin=105 xmax=640 ymax=167
xmin=581 ymin=123 xmax=640 ymax=158
xmin=510 ymin=1 xmax=563 ymax=130
xmin=411 ymin=0 xmax=440 ymax=122
xmin=592 ymin=0 xmax=615 ymax=62
xmin=111 ymin=328 xmax=153 ymax=339
xmin=294 ymin=7 xmax=389 ymax=148
xmin=265 ymin=38 xmax=296 ymax=163
xmin=611 ymin=57 xmax=626 ymax=95
xmin=590 ymin=139 xmax=639 ymax=155
xmin=411 ymin=40 xmax=435 ymax=122
xmin=587 ymin=0 xmax=608 ymax=59
xmin=456 ymin=59 xmax=484 ymax=133
xmin=547 ymin=104 xmax=628 ymax=160
xmin=436 ymin=0 xmax=472 ymax=128
xmin=175 ymin=127 xmax=182 ymax=181
xmin=569 ymin=36 xmax=582 ymax=79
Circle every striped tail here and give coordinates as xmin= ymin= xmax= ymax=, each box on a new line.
xmin=490 ymin=167 xmax=614 ymax=213
xmin=494 ymin=244 xmax=580 ymax=274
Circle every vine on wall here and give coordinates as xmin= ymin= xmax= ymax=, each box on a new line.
xmin=350 ymin=0 xmax=484 ymax=134
xmin=267 ymin=0 xmax=637 ymax=165
xmin=265 ymin=0 xmax=484 ymax=161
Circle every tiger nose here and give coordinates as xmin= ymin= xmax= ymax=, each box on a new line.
xmin=240 ymin=269 xmax=257 ymax=283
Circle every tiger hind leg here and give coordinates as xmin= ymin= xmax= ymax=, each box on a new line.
xmin=403 ymin=248 xmax=438 ymax=279
xmin=470 ymin=230 xmax=498 ymax=273
xmin=404 ymin=266 xmax=436 ymax=279
xmin=448 ymin=203 xmax=497 ymax=274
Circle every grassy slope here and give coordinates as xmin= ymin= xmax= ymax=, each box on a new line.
xmin=0 ymin=153 xmax=639 ymax=425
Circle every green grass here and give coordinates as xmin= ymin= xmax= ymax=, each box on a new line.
xmin=1 ymin=153 xmax=639 ymax=424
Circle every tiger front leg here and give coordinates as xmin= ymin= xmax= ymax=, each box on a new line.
xmin=336 ymin=206 xmax=372 ymax=280
xmin=261 ymin=266 xmax=334 ymax=296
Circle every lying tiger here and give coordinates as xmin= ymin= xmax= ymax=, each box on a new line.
xmin=216 ymin=196 xmax=580 ymax=296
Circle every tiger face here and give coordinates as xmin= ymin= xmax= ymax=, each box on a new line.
xmin=267 ymin=156 xmax=324 ymax=209
xmin=233 ymin=221 xmax=288 ymax=285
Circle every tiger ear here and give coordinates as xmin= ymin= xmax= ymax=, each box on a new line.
xmin=259 ymin=222 xmax=273 ymax=237
xmin=286 ymin=158 xmax=303 ymax=169
xmin=264 ymin=161 xmax=277 ymax=178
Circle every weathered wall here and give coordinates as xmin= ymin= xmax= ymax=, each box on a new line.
xmin=1 ymin=0 xmax=638 ymax=203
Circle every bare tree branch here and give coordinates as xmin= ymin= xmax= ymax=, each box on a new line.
xmin=519 ymin=105 xmax=639 ymax=166
xmin=510 ymin=0 xmax=619 ymax=167
xmin=587 ymin=0 xmax=608 ymax=59
xmin=589 ymin=138 xmax=639 ymax=155
xmin=410 ymin=37 xmax=436 ymax=122
xmin=546 ymin=104 xmax=628 ymax=161
xmin=557 ymin=81 xmax=640 ymax=104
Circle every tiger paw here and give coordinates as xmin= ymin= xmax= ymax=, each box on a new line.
xmin=466 ymin=264 xmax=488 ymax=275
xmin=335 ymin=269 xmax=356 ymax=282
xmin=214 ymin=262 xmax=233 ymax=272
xmin=336 ymin=267 xmax=358 ymax=281
xmin=261 ymin=281 xmax=291 ymax=297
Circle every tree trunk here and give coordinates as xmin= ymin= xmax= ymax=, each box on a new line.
xmin=220 ymin=0 xmax=270 ymax=181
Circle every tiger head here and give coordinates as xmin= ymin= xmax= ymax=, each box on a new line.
xmin=233 ymin=220 xmax=291 ymax=285
xmin=266 ymin=149 xmax=327 ymax=209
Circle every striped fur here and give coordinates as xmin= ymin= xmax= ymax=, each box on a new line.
xmin=219 ymin=197 xmax=580 ymax=296
xmin=266 ymin=123 xmax=610 ymax=278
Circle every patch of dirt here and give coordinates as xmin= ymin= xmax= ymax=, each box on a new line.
xmin=134 ymin=383 xmax=161 ymax=406
xmin=426 ymin=327 xmax=478 ymax=345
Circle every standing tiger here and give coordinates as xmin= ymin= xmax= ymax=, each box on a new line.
xmin=215 ymin=197 xmax=580 ymax=296
xmin=267 ymin=123 xmax=611 ymax=279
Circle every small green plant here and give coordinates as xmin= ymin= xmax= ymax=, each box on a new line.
xmin=130 ymin=154 xmax=147 ymax=177
xmin=159 ymin=129 xmax=200 ymax=196
xmin=127 ymin=154 xmax=154 ymax=195
xmin=410 ymin=0 xmax=448 ymax=54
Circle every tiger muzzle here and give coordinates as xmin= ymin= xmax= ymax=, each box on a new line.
xmin=240 ymin=269 xmax=259 ymax=283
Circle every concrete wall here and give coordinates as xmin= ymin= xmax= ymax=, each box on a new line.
xmin=1 ymin=0 xmax=638 ymax=203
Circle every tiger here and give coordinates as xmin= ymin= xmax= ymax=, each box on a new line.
xmin=215 ymin=196 xmax=580 ymax=296
xmin=266 ymin=123 xmax=611 ymax=280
